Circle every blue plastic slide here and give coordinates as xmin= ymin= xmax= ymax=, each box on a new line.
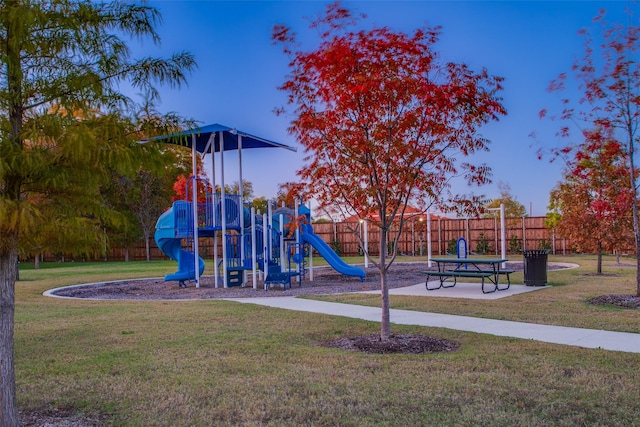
xmin=154 ymin=208 xmax=205 ymax=284
xmin=301 ymin=224 xmax=365 ymax=279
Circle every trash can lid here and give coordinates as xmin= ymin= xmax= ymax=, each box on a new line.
xmin=522 ymin=249 xmax=550 ymax=256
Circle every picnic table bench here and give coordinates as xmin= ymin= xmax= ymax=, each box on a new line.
xmin=422 ymin=270 xmax=495 ymax=293
xmin=450 ymin=268 xmax=516 ymax=286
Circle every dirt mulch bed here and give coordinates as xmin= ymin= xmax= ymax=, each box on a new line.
xmin=20 ymin=408 xmax=108 ymax=427
xmin=589 ymin=294 xmax=640 ymax=309
xmin=52 ymin=261 xmax=530 ymax=300
xmin=323 ymin=333 xmax=459 ymax=354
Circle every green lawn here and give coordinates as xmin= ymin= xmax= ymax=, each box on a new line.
xmin=311 ymin=254 xmax=640 ymax=333
xmin=15 ymin=256 xmax=640 ymax=426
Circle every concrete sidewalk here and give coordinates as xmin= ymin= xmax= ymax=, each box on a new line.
xmin=374 ymin=281 xmax=549 ymax=300
xmin=227 ymin=295 xmax=640 ymax=354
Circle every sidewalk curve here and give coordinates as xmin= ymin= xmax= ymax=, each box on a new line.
xmin=227 ymin=297 xmax=640 ymax=354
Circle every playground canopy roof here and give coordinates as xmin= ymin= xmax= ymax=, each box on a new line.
xmin=142 ymin=123 xmax=297 ymax=154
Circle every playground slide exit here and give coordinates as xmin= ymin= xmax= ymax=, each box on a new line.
xmin=301 ymin=224 xmax=365 ymax=279
xmin=154 ymin=208 xmax=205 ymax=283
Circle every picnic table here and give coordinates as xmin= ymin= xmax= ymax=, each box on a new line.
xmin=424 ymin=257 xmax=513 ymax=294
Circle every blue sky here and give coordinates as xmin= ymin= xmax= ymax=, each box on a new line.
xmin=134 ymin=0 xmax=636 ymax=217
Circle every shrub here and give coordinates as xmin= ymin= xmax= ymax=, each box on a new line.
xmin=447 ymin=238 xmax=457 ymax=255
xmin=475 ymin=232 xmax=492 ymax=255
xmin=330 ymin=239 xmax=343 ymax=256
xmin=508 ymin=235 xmax=522 ymax=254
xmin=538 ymin=239 xmax=552 ymax=250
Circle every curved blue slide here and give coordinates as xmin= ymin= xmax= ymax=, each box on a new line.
xmin=301 ymin=224 xmax=365 ymax=279
xmin=155 ymin=208 xmax=205 ymax=284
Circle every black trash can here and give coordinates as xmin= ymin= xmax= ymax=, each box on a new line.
xmin=523 ymin=249 xmax=550 ymax=286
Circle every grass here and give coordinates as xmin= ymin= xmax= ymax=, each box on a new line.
xmin=310 ymin=254 xmax=640 ymax=333
xmin=14 ymin=256 xmax=640 ymax=426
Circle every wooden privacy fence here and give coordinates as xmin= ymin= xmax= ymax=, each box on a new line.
xmin=310 ymin=216 xmax=572 ymax=257
xmin=78 ymin=216 xmax=575 ymax=262
xmin=40 ymin=216 xmax=630 ymax=263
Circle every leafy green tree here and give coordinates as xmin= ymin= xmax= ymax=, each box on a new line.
xmin=0 ymin=2 xmax=196 ymax=424
xmin=483 ymin=182 xmax=527 ymax=218
xmin=19 ymin=198 xmax=109 ymax=264
xmin=107 ymin=168 xmax=167 ymax=261
xmin=18 ymin=104 xmax=193 ymax=264
xmin=103 ymin=95 xmax=195 ymax=262
xmin=225 ymin=180 xmax=255 ymax=202
xmin=251 ymin=196 xmax=269 ymax=215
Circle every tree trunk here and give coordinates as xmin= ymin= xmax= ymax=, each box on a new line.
xmin=597 ymin=241 xmax=602 ymax=274
xmin=636 ymin=236 xmax=640 ymax=297
xmin=633 ymin=207 xmax=640 ymax=296
xmin=0 ymin=237 xmax=19 ymax=426
xmin=379 ymin=227 xmax=390 ymax=341
xmin=145 ymin=236 xmax=151 ymax=262
xmin=2 ymin=9 xmax=22 ymax=422
xmin=625 ymin=115 xmax=640 ymax=296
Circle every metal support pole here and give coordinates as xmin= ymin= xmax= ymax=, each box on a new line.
xmin=191 ymin=134 xmax=200 ymax=288
xmin=427 ymin=211 xmax=432 ymax=267
xmin=500 ymin=204 xmax=507 ymax=268
xmin=263 ymin=213 xmax=268 ymax=289
xmin=238 ymin=133 xmax=245 ymax=281
xmin=210 ymin=134 xmax=219 ymax=288
xmin=251 ymin=206 xmax=257 ymax=289
xmin=220 ymin=131 xmax=228 ymax=288
xmin=279 ymin=213 xmax=285 ymax=273
xmin=487 ymin=205 xmax=507 ymax=268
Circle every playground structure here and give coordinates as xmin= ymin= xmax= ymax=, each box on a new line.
xmin=148 ymin=123 xmax=365 ymax=289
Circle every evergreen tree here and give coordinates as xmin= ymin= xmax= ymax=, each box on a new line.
xmin=0 ymin=2 xmax=196 ymax=423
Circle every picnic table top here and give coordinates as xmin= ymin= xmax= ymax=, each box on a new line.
xmin=429 ymin=257 xmax=508 ymax=264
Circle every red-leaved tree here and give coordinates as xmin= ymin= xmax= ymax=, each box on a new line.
xmin=172 ymin=165 xmax=209 ymax=203
xmin=541 ymin=9 xmax=640 ymax=296
xmin=549 ymin=129 xmax=634 ymax=272
xmin=273 ymin=2 xmax=505 ymax=339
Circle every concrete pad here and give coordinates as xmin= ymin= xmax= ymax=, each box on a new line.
xmin=359 ymin=282 xmax=549 ymax=300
